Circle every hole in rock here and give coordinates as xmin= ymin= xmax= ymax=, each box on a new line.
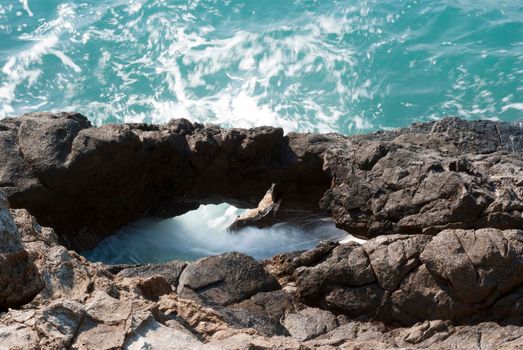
xmin=82 ymin=204 xmax=363 ymax=264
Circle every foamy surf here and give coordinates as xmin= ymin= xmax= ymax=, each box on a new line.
xmin=82 ymin=204 xmax=355 ymax=264
xmin=3 ymin=0 xmax=520 ymax=132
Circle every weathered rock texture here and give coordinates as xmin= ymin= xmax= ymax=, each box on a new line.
xmin=2 ymin=204 xmax=523 ymax=349
xmin=266 ymin=229 xmax=523 ymax=326
xmin=0 ymin=112 xmax=338 ymax=250
xmin=321 ymin=118 xmax=523 ymax=238
xmin=2 ymin=113 xmax=523 ymax=249
xmin=0 ymin=192 xmax=42 ymax=311
xmin=228 ymin=183 xmax=284 ymax=231
xmin=3 ymin=113 xmax=523 ymax=349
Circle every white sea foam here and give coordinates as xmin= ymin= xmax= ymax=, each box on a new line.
xmin=19 ymin=0 xmax=32 ymax=17
xmin=0 ymin=35 xmax=56 ymax=115
xmin=0 ymin=3 xmax=82 ymax=117
xmin=106 ymin=18 xmax=369 ymax=132
xmin=1 ymin=0 xmax=383 ymax=133
xmin=83 ymin=204 xmax=358 ymax=264
xmin=49 ymin=49 xmax=82 ymax=73
xmin=502 ymin=103 xmax=523 ymax=112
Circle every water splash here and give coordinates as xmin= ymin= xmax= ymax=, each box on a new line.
xmin=1 ymin=0 xmax=521 ymax=132
xmin=82 ymin=204 xmax=356 ymax=264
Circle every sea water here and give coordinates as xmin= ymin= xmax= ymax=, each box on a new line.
xmin=1 ymin=0 xmax=522 ymax=262
xmin=82 ymin=204 xmax=357 ymax=264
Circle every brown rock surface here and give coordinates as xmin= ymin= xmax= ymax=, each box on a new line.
xmin=177 ymin=252 xmax=280 ymax=306
xmin=2 ymin=186 xmax=523 ymax=348
xmin=0 ymin=112 xmax=338 ymax=250
xmin=0 ymin=192 xmax=42 ymax=311
xmin=321 ymin=118 xmax=523 ymax=239
xmin=3 ymin=113 xmax=523 ymax=249
xmin=2 ymin=115 xmax=523 ymax=348
xmin=117 ymin=261 xmax=187 ymax=287
xmin=266 ymin=229 xmax=523 ymax=326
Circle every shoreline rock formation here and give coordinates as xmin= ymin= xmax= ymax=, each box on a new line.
xmin=2 ymin=112 xmax=523 ymax=349
xmin=2 ymin=113 xmax=523 ymax=250
xmin=266 ymin=229 xmax=523 ymax=326
xmin=0 ymin=193 xmax=42 ymax=311
xmin=2 ymin=201 xmax=523 ymax=349
xmin=322 ymin=118 xmax=523 ymax=238
xmin=0 ymin=112 xmax=338 ymax=250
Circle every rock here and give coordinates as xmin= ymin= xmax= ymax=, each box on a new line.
xmin=363 ymin=234 xmax=431 ymax=292
xmin=32 ymin=243 xmax=114 ymax=302
xmin=0 ymin=193 xmax=23 ymax=254
xmin=308 ymin=321 xmax=393 ymax=349
xmin=136 ymin=276 xmax=173 ymax=301
xmin=174 ymin=254 xmax=295 ymax=337
xmin=321 ymin=117 xmax=523 ymax=239
xmin=232 ymin=290 xmax=296 ymax=324
xmin=403 ymin=322 xmax=523 ymax=350
xmin=402 ymin=320 xmax=451 ymax=344
xmin=286 ymin=229 xmax=523 ymax=326
xmin=420 ymin=228 xmax=523 ymax=305
xmin=158 ymin=296 xmax=232 ymax=340
xmin=177 ymin=253 xmax=280 ymax=306
xmin=293 ymin=242 xmax=377 ymax=306
xmin=1 ymin=112 xmax=338 ymax=250
xmin=211 ymin=303 xmax=288 ymax=337
xmin=0 ymin=321 xmax=41 ymax=350
xmin=227 ymin=290 xmax=297 ymax=336
xmin=0 ymin=192 xmax=42 ymax=310
xmin=9 ymin=208 xmax=122 ymax=306
xmin=37 ymin=299 xmax=86 ymax=348
xmin=3 ymin=114 xmax=523 ymax=249
xmin=4 ymin=114 xmax=523 ymax=348
xmin=228 ymin=183 xmax=282 ymax=231
xmin=73 ymin=292 xmax=158 ymax=350
xmin=283 ymin=307 xmax=338 ymax=341
xmin=105 ymin=263 xmax=140 ymax=275
xmin=117 ymin=261 xmax=187 ymax=287
xmin=263 ymin=241 xmax=338 ymax=287
xmin=4 ymin=207 xmax=523 ymax=348
xmin=385 ymin=264 xmax=462 ymax=325
xmin=124 ymin=315 xmax=205 ymax=350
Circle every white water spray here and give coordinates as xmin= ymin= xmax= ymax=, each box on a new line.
xmin=83 ymin=204 xmax=360 ymax=264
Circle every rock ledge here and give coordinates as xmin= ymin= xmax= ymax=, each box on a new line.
xmin=2 ymin=113 xmax=523 ymax=349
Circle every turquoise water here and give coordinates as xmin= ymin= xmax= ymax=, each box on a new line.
xmin=2 ymin=0 xmax=523 ymax=263
xmin=1 ymin=0 xmax=522 ymax=132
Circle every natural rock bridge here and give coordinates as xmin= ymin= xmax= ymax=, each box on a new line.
xmin=2 ymin=112 xmax=523 ymax=348
xmin=1 ymin=113 xmax=523 ymax=250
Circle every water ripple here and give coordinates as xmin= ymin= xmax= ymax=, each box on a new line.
xmin=0 ymin=0 xmax=522 ymax=133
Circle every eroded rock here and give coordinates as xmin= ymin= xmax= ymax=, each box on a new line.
xmin=420 ymin=228 xmax=523 ymax=305
xmin=2 ymin=115 xmax=523 ymax=349
xmin=228 ymin=183 xmax=283 ymax=231
xmin=177 ymin=252 xmax=280 ymax=306
xmin=321 ymin=118 xmax=523 ymax=239
xmin=1 ymin=112 xmax=338 ymax=250
xmin=3 ymin=114 xmax=523 ymax=249
xmin=117 ymin=261 xmax=187 ymax=288
xmin=282 ymin=228 xmax=523 ymax=326
xmin=282 ymin=307 xmax=338 ymax=341
xmin=3 ymin=202 xmax=523 ymax=348
xmin=0 ymin=192 xmax=42 ymax=310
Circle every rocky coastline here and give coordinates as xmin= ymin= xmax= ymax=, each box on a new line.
xmin=2 ymin=112 xmax=523 ymax=349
